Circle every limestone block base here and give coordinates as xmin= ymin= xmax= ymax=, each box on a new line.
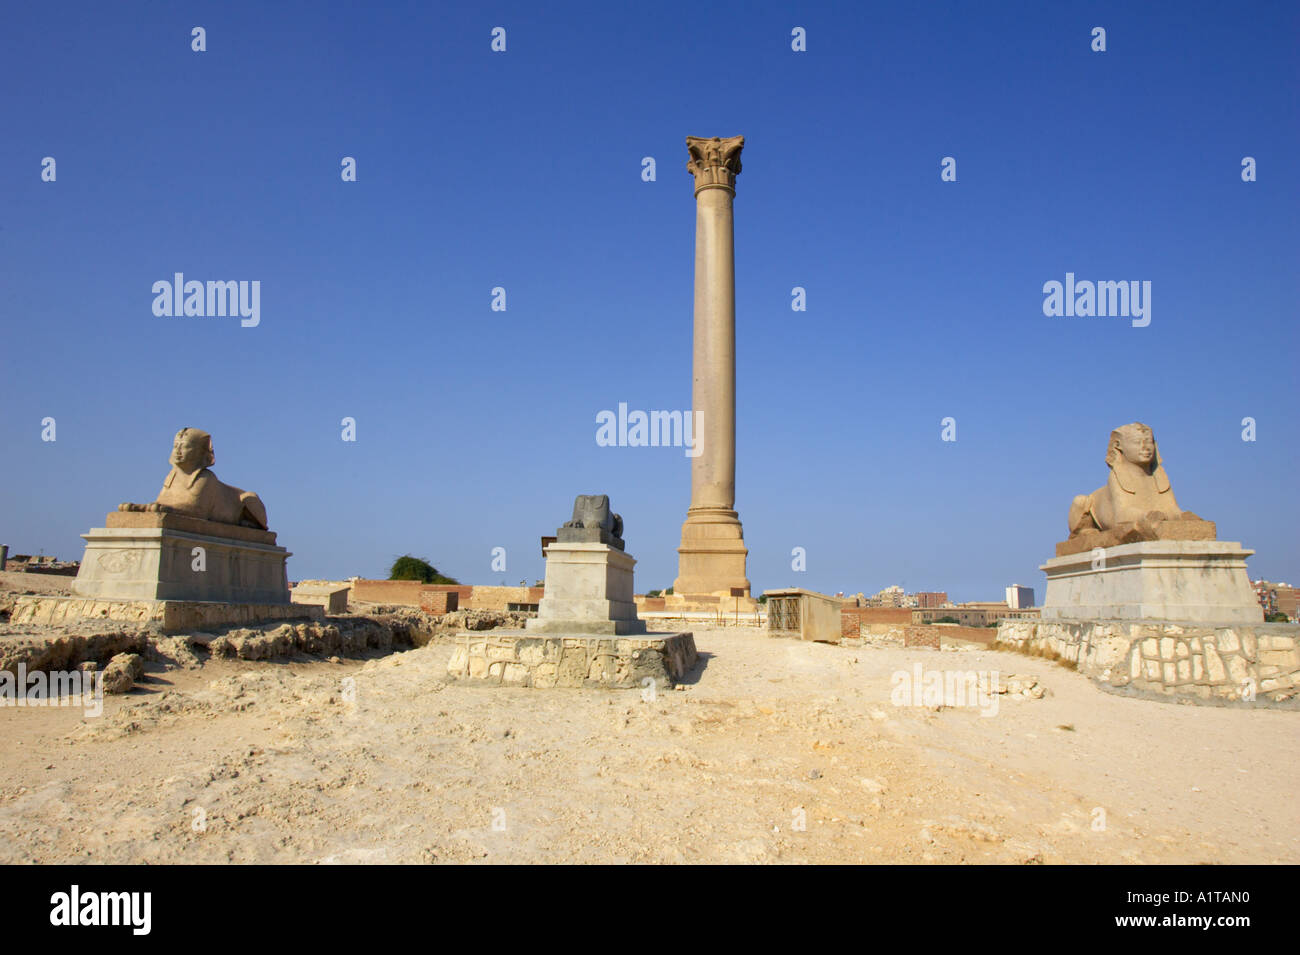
xmin=997 ymin=618 xmax=1300 ymax=704
xmin=446 ymin=630 xmax=698 ymax=689
xmin=526 ymin=542 xmax=644 ymax=635
xmin=10 ymin=595 xmax=322 ymax=633
xmin=1040 ymin=540 xmax=1263 ymax=624
xmin=673 ymin=506 xmax=750 ymax=597
xmin=72 ymin=513 xmax=290 ymax=604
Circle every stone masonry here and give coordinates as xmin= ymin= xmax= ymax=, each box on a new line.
xmin=447 ymin=631 xmax=697 ymax=689
xmin=998 ymin=619 xmax=1300 ymax=704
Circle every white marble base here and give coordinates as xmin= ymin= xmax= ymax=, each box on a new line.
xmin=1040 ymin=540 xmax=1264 ymax=623
xmin=526 ymin=542 xmax=646 ymax=635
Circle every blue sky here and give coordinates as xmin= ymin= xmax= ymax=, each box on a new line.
xmin=2 ymin=1 xmax=1296 ymax=601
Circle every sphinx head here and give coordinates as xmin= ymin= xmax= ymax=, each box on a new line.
xmin=171 ymin=427 xmax=215 ymax=473
xmin=1105 ymin=422 xmax=1160 ymax=473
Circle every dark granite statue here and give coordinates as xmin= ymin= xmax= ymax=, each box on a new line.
xmin=558 ymin=494 xmax=624 ymax=550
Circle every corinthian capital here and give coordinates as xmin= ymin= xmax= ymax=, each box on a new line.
xmin=686 ymin=135 xmax=744 ymax=194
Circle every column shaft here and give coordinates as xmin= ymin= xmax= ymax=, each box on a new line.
xmin=691 ymin=186 xmax=736 ymax=512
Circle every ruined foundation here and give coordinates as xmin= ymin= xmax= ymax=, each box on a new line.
xmin=446 ymin=630 xmax=698 ymax=689
xmin=10 ymin=595 xmax=323 ymax=633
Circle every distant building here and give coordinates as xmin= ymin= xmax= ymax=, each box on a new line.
xmin=1254 ymin=580 xmax=1296 ymax=620
xmin=1005 ymin=584 xmax=1035 ymax=609
xmin=866 ymin=585 xmax=908 ymax=608
xmin=913 ymin=605 xmax=1039 ymax=627
xmin=859 ymin=587 xmax=948 ymax=609
xmin=878 ymin=585 xmax=905 ymax=605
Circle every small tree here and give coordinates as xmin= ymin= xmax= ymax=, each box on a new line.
xmin=388 ymin=555 xmax=459 ymax=585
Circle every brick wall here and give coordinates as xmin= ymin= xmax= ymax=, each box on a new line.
xmin=942 ymin=625 xmax=997 ymax=645
xmin=903 ymin=627 xmax=942 ymax=649
xmin=420 ymin=590 xmax=459 ymax=614
xmin=900 ymin=625 xmax=994 ymax=647
xmin=841 ymin=606 xmax=913 ymax=638
xmin=421 ymin=584 xmax=476 ymax=607
xmin=350 ymin=579 xmax=427 ymax=605
xmin=464 ymin=586 xmax=542 ymax=610
xmin=351 ymin=580 xmax=540 ymax=611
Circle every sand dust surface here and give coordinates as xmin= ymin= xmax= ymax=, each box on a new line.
xmin=0 ymin=627 xmax=1295 ymax=864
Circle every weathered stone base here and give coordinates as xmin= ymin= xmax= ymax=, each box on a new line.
xmin=528 ymin=542 xmax=644 ymax=634
xmin=73 ymin=513 xmax=291 ymax=604
xmin=446 ymin=630 xmax=697 ymax=689
xmin=10 ymin=595 xmax=322 ymax=634
xmin=673 ymin=506 xmax=750 ymax=597
xmin=1040 ymin=540 xmax=1263 ymax=623
xmin=997 ymin=618 xmax=1300 ymax=705
xmin=524 ymin=618 xmax=647 ymax=635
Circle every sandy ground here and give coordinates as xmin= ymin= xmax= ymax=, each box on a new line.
xmin=0 ymin=626 xmax=1295 ymax=864
xmin=0 ymin=569 xmax=74 ymax=596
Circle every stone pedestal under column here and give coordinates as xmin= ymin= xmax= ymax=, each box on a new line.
xmin=1040 ymin=540 xmax=1264 ymax=624
xmin=674 ymin=507 xmax=750 ymax=598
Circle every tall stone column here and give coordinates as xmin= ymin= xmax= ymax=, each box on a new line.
xmin=673 ymin=135 xmax=751 ymax=600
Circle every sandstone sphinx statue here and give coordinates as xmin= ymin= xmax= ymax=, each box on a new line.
xmin=119 ymin=427 xmax=269 ymax=530
xmin=1059 ymin=422 xmax=1215 ymax=556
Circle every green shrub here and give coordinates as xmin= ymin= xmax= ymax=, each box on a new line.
xmin=388 ymin=555 xmax=459 ymax=585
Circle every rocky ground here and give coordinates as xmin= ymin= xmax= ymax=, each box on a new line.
xmin=1 ymin=614 xmax=1295 ymax=864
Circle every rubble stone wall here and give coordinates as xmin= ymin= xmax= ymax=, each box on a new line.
xmin=997 ymin=619 xmax=1300 ymax=705
xmin=447 ymin=632 xmax=697 ymax=689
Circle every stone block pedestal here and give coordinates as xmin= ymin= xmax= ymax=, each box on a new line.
xmin=72 ymin=512 xmax=290 ymax=605
xmin=526 ymin=542 xmax=645 ymax=635
xmin=1041 ymin=540 xmax=1264 ymax=624
xmin=673 ymin=506 xmax=750 ymax=599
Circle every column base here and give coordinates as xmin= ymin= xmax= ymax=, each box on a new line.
xmin=673 ymin=506 xmax=750 ymax=599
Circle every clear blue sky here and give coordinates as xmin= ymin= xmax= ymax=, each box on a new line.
xmin=2 ymin=1 xmax=1296 ymax=601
